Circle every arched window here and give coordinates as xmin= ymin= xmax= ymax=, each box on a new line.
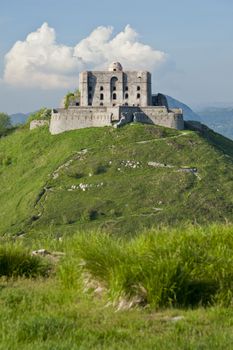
xmin=125 ymin=93 xmax=129 ymax=99
xmin=110 ymin=77 xmax=118 ymax=94
xmin=100 ymin=86 xmax=104 ymax=91
xmin=113 ymin=93 xmax=117 ymax=100
xmin=137 ymin=93 xmax=141 ymax=99
xmin=137 ymin=86 xmax=141 ymax=91
xmin=100 ymin=93 xmax=104 ymax=100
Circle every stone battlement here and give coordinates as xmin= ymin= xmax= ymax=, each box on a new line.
xmin=50 ymin=105 xmax=183 ymax=135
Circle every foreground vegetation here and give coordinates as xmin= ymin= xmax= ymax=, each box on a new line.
xmin=1 ymin=122 xmax=233 ymax=348
xmin=0 ymin=225 xmax=233 ymax=349
xmin=1 ymin=279 xmax=233 ymax=350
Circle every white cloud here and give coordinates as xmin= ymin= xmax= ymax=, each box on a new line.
xmin=3 ymin=23 xmax=167 ymax=89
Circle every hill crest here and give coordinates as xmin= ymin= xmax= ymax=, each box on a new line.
xmin=0 ymin=123 xmax=232 ymax=238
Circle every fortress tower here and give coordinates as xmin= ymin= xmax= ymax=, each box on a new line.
xmin=79 ymin=62 xmax=152 ymax=108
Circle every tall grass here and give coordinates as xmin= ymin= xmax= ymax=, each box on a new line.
xmin=0 ymin=244 xmax=51 ymax=277
xmin=59 ymin=225 xmax=233 ymax=308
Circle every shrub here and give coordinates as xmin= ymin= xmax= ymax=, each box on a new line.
xmin=0 ymin=112 xmax=12 ymax=136
xmin=61 ymin=225 xmax=233 ymax=308
xmin=27 ymin=108 xmax=51 ymax=124
xmin=93 ymin=164 xmax=108 ymax=175
xmin=0 ymin=244 xmax=51 ymax=278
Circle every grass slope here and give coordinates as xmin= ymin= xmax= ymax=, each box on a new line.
xmin=1 ymin=225 xmax=233 ymax=349
xmin=1 ymin=279 xmax=233 ymax=350
xmin=0 ymin=124 xmax=233 ymax=237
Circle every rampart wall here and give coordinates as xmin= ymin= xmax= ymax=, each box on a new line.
xmin=50 ymin=107 xmax=112 ymax=135
xmin=50 ymin=106 xmax=184 ymax=135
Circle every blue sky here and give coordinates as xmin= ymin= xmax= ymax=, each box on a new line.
xmin=0 ymin=0 xmax=233 ymax=113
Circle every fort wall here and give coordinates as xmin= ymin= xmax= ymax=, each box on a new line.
xmin=50 ymin=107 xmax=112 ymax=135
xmin=50 ymin=106 xmax=183 ymax=134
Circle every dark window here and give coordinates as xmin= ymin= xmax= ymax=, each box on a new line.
xmin=100 ymin=93 xmax=104 ymax=100
xmin=113 ymin=93 xmax=117 ymax=100
xmin=125 ymin=93 xmax=128 ymax=99
xmin=100 ymin=86 xmax=104 ymax=91
xmin=125 ymin=103 xmax=128 ymax=106
xmin=88 ymin=102 xmax=92 ymax=106
xmin=76 ymin=102 xmax=79 ymax=106
xmin=88 ymin=86 xmax=92 ymax=92
xmin=100 ymin=102 xmax=103 ymax=106
xmin=113 ymin=103 xmax=116 ymax=106
xmin=137 ymin=86 xmax=141 ymax=91
xmin=125 ymin=86 xmax=128 ymax=91
xmin=137 ymin=93 xmax=141 ymax=99
xmin=111 ymin=76 xmax=118 ymax=93
xmin=113 ymin=69 xmax=116 ymax=72
xmin=88 ymin=93 xmax=92 ymax=99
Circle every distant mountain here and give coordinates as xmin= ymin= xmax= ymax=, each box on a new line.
xmin=165 ymin=95 xmax=202 ymax=121
xmin=165 ymin=96 xmax=233 ymax=140
xmin=10 ymin=113 xmax=29 ymax=125
xmin=198 ymin=107 xmax=233 ymax=140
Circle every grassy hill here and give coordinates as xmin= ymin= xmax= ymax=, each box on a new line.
xmin=0 ymin=123 xmax=233 ymax=238
xmin=1 ymin=123 xmax=233 ymax=349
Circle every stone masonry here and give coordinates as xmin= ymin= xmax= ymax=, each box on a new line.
xmin=50 ymin=62 xmax=184 ymax=135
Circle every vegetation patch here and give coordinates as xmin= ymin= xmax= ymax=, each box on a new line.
xmin=59 ymin=225 xmax=233 ymax=309
xmin=0 ymin=244 xmax=51 ymax=277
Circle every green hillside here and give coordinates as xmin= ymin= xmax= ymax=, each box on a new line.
xmin=0 ymin=123 xmax=233 ymax=238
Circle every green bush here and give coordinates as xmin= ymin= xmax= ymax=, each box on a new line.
xmin=27 ymin=108 xmax=51 ymax=124
xmin=0 ymin=112 xmax=12 ymax=137
xmin=60 ymin=225 xmax=233 ymax=308
xmin=0 ymin=244 xmax=51 ymax=278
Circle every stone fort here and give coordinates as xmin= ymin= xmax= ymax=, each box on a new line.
xmin=49 ymin=62 xmax=184 ymax=134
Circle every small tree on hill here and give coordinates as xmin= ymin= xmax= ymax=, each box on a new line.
xmin=64 ymin=89 xmax=80 ymax=109
xmin=0 ymin=113 xmax=12 ymax=136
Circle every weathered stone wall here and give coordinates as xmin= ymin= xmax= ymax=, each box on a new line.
xmin=50 ymin=107 xmax=113 ymax=135
xmin=139 ymin=107 xmax=184 ymax=130
xmin=79 ymin=70 xmax=151 ymax=108
xmin=50 ymin=105 xmax=184 ymax=134
xmin=119 ymin=106 xmax=184 ymax=130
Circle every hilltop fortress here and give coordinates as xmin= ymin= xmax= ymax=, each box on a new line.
xmin=49 ymin=62 xmax=184 ymax=135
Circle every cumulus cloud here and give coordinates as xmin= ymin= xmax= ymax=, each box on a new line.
xmin=3 ymin=23 xmax=167 ymax=89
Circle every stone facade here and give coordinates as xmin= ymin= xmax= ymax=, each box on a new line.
xmin=79 ymin=63 xmax=151 ymax=108
xmin=50 ymin=62 xmax=184 ymax=135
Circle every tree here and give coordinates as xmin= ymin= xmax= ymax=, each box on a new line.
xmin=0 ymin=113 xmax=11 ymax=136
xmin=27 ymin=108 xmax=51 ymax=124
xmin=64 ymin=89 xmax=80 ymax=109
